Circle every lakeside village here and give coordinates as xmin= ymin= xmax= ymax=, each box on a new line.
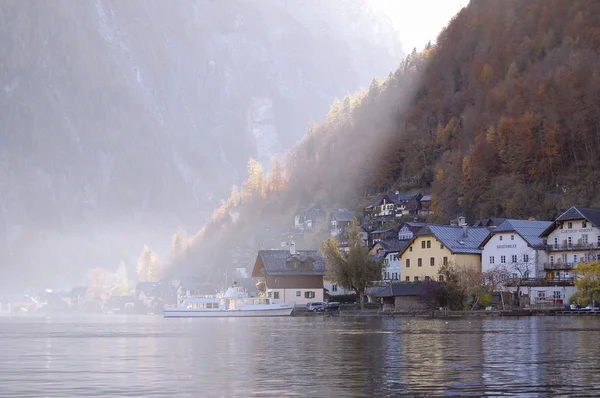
xmin=2 ymin=192 xmax=600 ymax=316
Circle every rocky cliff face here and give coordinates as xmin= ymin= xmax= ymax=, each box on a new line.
xmin=0 ymin=0 xmax=402 ymax=287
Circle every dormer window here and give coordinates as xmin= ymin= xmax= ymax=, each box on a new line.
xmin=568 ymin=222 xmax=573 ymax=229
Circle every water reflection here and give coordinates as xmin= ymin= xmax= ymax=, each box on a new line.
xmin=0 ymin=315 xmax=599 ymax=397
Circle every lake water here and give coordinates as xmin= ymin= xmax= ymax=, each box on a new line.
xmin=0 ymin=315 xmax=599 ymax=397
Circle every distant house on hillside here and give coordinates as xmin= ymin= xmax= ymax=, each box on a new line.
xmin=371 ymin=228 xmax=396 ymax=243
xmin=365 ymin=192 xmax=423 ymax=218
xmin=398 ymin=221 xmax=427 ymax=240
xmin=251 ymin=244 xmax=326 ymax=305
xmin=294 ymin=205 xmax=326 ymax=231
xmin=419 ymin=195 xmax=433 ymax=216
xmin=330 ymin=209 xmax=356 ymax=238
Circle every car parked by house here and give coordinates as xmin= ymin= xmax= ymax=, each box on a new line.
xmin=306 ymin=302 xmax=326 ymax=312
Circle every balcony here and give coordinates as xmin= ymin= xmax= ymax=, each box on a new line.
xmin=543 ymin=262 xmax=577 ymax=271
xmin=504 ymin=277 xmax=575 ymax=287
xmin=546 ymin=243 xmax=600 ymax=252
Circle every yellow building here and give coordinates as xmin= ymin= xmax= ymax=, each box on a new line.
xmin=398 ymin=225 xmax=490 ymax=282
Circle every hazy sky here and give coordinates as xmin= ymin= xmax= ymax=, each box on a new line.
xmin=370 ymin=0 xmax=469 ymax=52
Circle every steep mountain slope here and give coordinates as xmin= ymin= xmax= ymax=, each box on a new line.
xmin=175 ymin=0 xmax=600 ymax=283
xmin=0 ymin=0 xmax=402 ymax=287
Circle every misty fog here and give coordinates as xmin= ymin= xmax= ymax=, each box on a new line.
xmin=0 ymin=0 xmax=461 ymax=290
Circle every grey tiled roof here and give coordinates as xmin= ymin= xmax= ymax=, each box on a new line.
xmin=254 ymin=250 xmax=326 ymax=276
xmin=540 ymin=206 xmax=600 ymax=236
xmin=491 ymin=219 xmax=552 ymax=248
xmin=388 ymin=193 xmax=421 ymax=204
xmin=333 ymin=210 xmax=355 ymax=222
xmin=556 ymin=206 xmax=600 ymax=226
xmin=417 ymin=225 xmax=490 ymax=254
xmin=373 ymin=240 xmax=410 ymax=260
xmin=405 ymin=221 xmax=427 ymax=229
xmin=378 ymin=239 xmax=409 ymax=253
xmin=371 ymin=228 xmax=394 ymax=234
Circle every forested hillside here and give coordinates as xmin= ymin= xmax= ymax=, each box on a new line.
xmin=173 ymin=0 xmax=600 ymax=281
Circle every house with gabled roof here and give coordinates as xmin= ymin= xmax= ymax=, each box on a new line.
xmin=480 ymin=219 xmax=553 ymax=277
xmin=397 ymin=224 xmax=490 ymax=282
xmin=366 ymin=191 xmax=423 ymax=218
xmin=479 ymin=219 xmax=565 ymax=306
xmin=294 ymin=205 xmax=326 ymax=231
xmin=418 ymin=195 xmax=433 ymax=216
xmin=369 ymin=240 xmax=410 ymax=281
xmin=370 ymin=228 xmax=396 ymax=243
xmin=251 ymin=244 xmax=326 ymax=305
xmin=540 ymin=206 xmax=600 ymax=276
xmin=398 ymin=221 xmax=426 ymax=240
xmin=330 ymin=209 xmax=356 ymax=238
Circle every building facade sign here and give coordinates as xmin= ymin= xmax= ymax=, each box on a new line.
xmin=560 ymin=228 xmax=593 ymax=234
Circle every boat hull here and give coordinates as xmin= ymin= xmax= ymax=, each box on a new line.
xmin=163 ymin=305 xmax=294 ymax=318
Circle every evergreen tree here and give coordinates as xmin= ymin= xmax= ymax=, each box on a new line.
xmin=268 ymin=155 xmax=286 ymax=192
xmin=137 ymin=245 xmax=159 ymax=282
xmin=111 ymin=260 xmax=129 ymax=296
xmin=241 ymin=158 xmax=264 ymax=198
xmin=170 ymin=230 xmax=187 ymax=260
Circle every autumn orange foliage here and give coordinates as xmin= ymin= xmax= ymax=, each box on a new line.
xmin=173 ymin=0 xmax=600 ymax=280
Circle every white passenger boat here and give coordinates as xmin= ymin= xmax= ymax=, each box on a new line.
xmin=163 ymin=283 xmax=294 ymax=318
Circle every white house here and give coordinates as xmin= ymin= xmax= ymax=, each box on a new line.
xmin=381 ymin=251 xmax=401 ymax=281
xmin=540 ymin=206 xmax=600 ymax=275
xmin=397 ymin=221 xmax=426 ymax=241
xmin=367 ymin=192 xmax=422 ymax=218
xmin=480 ymin=219 xmax=553 ymax=278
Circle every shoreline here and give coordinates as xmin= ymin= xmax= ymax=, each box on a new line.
xmin=294 ymin=309 xmax=600 ymax=318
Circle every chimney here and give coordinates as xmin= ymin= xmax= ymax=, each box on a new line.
xmin=462 ymin=225 xmax=469 ymax=237
xmin=290 ymin=241 xmax=296 ymax=255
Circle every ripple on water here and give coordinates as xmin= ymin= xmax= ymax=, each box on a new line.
xmin=0 ymin=315 xmax=599 ymax=397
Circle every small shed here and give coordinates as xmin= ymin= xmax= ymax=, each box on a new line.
xmin=368 ymin=282 xmax=436 ymax=312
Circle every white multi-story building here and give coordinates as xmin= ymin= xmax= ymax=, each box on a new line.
xmin=540 ymin=206 xmax=600 ymax=273
xmin=480 ymin=219 xmax=552 ymax=278
xmin=480 ymin=219 xmax=571 ymax=305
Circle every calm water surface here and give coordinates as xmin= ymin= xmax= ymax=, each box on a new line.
xmin=0 ymin=315 xmax=599 ymax=397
